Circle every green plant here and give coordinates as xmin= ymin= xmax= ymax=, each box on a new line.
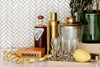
xmin=96 ymin=0 xmax=100 ymax=13
xmin=69 ymin=0 xmax=92 ymax=22
xmin=86 ymin=0 xmax=100 ymax=13
xmin=86 ymin=1 xmax=93 ymax=13
xmin=70 ymin=0 xmax=92 ymax=16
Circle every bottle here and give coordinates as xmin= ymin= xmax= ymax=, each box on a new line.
xmin=47 ymin=12 xmax=59 ymax=54
xmin=34 ymin=15 xmax=47 ymax=54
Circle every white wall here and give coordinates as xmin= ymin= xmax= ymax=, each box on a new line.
xmin=0 ymin=0 xmax=71 ymax=49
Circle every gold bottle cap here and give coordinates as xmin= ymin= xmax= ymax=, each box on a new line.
xmin=95 ymin=56 xmax=99 ymax=61
xmin=50 ymin=12 xmax=57 ymax=21
xmin=67 ymin=16 xmax=75 ymax=24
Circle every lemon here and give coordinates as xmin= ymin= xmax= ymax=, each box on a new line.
xmin=73 ymin=49 xmax=91 ymax=62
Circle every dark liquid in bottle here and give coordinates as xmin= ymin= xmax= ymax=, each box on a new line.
xmin=34 ymin=25 xmax=47 ymax=54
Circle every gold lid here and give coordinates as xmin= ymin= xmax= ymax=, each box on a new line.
xmin=67 ymin=16 xmax=75 ymax=24
xmin=50 ymin=12 xmax=57 ymax=21
xmin=95 ymin=56 xmax=99 ymax=61
xmin=59 ymin=16 xmax=83 ymax=29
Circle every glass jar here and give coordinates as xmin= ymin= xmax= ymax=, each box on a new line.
xmin=58 ymin=16 xmax=83 ymax=61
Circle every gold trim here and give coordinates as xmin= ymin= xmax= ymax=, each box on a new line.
xmin=59 ymin=23 xmax=83 ymax=29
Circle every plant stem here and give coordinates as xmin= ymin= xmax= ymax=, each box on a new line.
xmin=96 ymin=0 xmax=99 ymax=13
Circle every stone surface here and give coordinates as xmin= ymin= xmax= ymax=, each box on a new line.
xmin=0 ymin=60 xmax=98 ymax=67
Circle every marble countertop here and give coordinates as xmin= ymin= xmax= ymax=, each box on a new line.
xmin=0 ymin=48 xmax=99 ymax=67
xmin=0 ymin=49 xmax=100 ymax=67
xmin=0 ymin=60 xmax=99 ymax=67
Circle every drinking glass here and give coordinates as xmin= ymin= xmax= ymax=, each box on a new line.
xmin=60 ymin=37 xmax=66 ymax=59
xmin=65 ymin=37 xmax=79 ymax=61
xmin=51 ymin=37 xmax=60 ymax=61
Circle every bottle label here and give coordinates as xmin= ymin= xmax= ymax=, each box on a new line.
xmin=34 ymin=28 xmax=44 ymax=40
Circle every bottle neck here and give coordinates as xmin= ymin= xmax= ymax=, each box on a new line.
xmin=38 ymin=19 xmax=43 ymax=25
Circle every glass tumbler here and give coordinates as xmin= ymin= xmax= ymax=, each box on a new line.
xmin=51 ymin=37 xmax=61 ymax=61
xmin=65 ymin=38 xmax=79 ymax=61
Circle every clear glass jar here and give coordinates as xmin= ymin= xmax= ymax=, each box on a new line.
xmin=58 ymin=16 xmax=83 ymax=61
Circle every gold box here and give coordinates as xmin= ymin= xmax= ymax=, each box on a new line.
xmin=16 ymin=48 xmax=45 ymax=58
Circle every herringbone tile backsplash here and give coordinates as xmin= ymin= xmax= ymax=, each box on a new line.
xmin=0 ymin=0 xmax=71 ymax=49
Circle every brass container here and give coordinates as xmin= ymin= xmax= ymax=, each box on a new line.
xmin=47 ymin=12 xmax=59 ymax=54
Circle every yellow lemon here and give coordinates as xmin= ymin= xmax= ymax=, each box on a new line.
xmin=73 ymin=49 xmax=91 ymax=62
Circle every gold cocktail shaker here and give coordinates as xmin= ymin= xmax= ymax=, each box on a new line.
xmin=47 ymin=12 xmax=59 ymax=54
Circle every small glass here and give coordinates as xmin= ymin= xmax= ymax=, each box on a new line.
xmin=51 ymin=37 xmax=61 ymax=61
xmin=65 ymin=38 xmax=79 ymax=61
xmin=60 ymin=37 xmax=66 ymax=59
